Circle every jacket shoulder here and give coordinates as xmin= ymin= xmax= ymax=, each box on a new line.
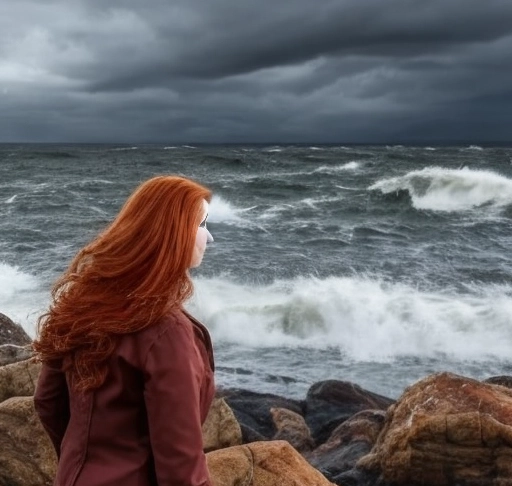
xmin=124 ymin=309 xmax=214 ymax=372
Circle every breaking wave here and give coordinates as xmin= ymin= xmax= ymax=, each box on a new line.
xmin=0 ymin=263 xmax=45 ymax=336
xmin=369 ymin=167 xmax=512 ymax=212
xmin=209 ymin=195 xmax=247 ymax=224
xmin=188 ymin=275 xmax=512 ymax=362
xmin=313 ymin=161 xmax=361 ymax=173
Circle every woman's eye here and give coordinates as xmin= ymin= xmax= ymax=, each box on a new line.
xmin=199 ymin=213 xmax=208 ymax=228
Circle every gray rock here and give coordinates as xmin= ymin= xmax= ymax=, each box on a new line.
xmin=0 ymin=344 xmax=33 ymax=366
xmin=0 ymin=313 xmax=31 ymax=346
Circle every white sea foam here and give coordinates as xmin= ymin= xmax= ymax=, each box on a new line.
xmin=208 ymin=195 xmax=245 ymax=224
xmin=0 ymin=262 xmax=45 ymax=337
xmin=188 ymin=275 xmax=512 ymax=362
xmin=300 ymin=196 xmax=344 ymax=208
xmin=335 ymin=185 xmax=360 ymax=191
xmin=90 ymin=179 xmax=114 ymax=185
xmin=313 ymin=161 xmax=361 ymax=174
xmin=68 ymin=179 xmax=114 ymax=187
xmin=5 ymin=258 xmax=512 ymax=363
xmin=259 ymin=194 xmax=348 ymax=221
xmin=89 ymin=206 xmax=109 ymax=216
xmin=234 ymin=162 xmax=360 ymax=185
xmin=369 ymin=167 xmax=512 ymax=212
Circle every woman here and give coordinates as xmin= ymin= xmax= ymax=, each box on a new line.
xmin=33 ymin=175 xmax=215 ymax=486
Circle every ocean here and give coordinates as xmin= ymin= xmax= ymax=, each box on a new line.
xmin=2 ymin=143 xmax=512 ymax=399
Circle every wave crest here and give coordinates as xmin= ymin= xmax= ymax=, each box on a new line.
xmin=313 ymin=161 xmax=361 ymax=174
xmin=209 ymin=195 xmax=245 ymax=223
xmin=188 ymin=275 xmax=512 ymax=362
xmin=369 ymin=167 xmax=512 ymax=212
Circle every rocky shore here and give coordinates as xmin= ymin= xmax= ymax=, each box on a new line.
xmin=1 ymin=311 xmax=512 ymax=486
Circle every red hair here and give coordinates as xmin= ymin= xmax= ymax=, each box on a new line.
xmin=33 ymin=175 xmax=212 ymax=391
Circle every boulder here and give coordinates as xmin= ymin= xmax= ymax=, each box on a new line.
xmin=0 ymin=396 xmax=56 ymax=486
xmin=0 ymin=344 xmax=33 ymax=366
xmin=358 ymin=372 xmax=512 ymax=486
xmin=485 ymin=375 xmax=512 ymax=389
xmin=304 ymin=380 xmax=393 ymax=446
xmin=206 ymin=440 xmax=335 ymax=486
xmin=219 ymin=388 xmax=303 ymax=443
xmin=202 ymin=397 xmax=243 ymax=452
xmin=270 ymin=407 xmax=314 ymax=452
xmin=0 ymin=313 xmax=31 ymax=346
xmin=0 ymin=358 xmax=41 ymax=403
xmin=306 ymin=409 xmax=386 ymax=482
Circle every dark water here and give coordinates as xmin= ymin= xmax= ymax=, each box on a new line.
xmin=2 ymin=143 xmax=512 ymax=398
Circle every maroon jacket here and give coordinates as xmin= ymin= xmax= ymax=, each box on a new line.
xmin=34 ymin=309 xmax=215 ymax=486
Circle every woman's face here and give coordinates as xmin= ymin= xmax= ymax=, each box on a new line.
xmin=190 ymin=200 xmax=213 ymax=268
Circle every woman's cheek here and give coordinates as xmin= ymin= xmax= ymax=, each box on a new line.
xmin=190 ymin=230 xmax=207 ymax=268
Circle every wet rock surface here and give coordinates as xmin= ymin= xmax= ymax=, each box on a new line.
xmin=306 ymin=409 xmax=386 ymax=482
xmin=219 ymin=388 xmax=303 ymax=443
xmin=303 ymin=380 xmax=394 ymax=446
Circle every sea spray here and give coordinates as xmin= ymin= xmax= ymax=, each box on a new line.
xmin=312 ymin=161 xmax=362 ymax=173
xmin=189 ymin=275 xmax=512 ymax=361
xmin=209 ymin=194 xmax=245 ymax=223
xmin=370 ymin=167 xmax=512 ymax=212
xmin=0 ymin=262 xmax=44 ymax=336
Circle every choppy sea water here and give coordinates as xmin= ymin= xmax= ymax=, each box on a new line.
xmin=1 ymin=143 xmax=512 ymax=399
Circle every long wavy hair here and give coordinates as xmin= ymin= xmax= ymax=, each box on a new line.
xmin=33 ymin=175 xmax=212 ymax=391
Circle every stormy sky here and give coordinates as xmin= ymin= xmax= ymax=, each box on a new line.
xmin=1 ymin=0 xmax=512 ymax=144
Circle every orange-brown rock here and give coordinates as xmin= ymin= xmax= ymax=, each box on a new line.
xmin=206 ymin=440 xmax=336 ymax=486
xmin=202 ymin=397 xmax=243 ymax=452
xmin=0 ymin=396 xmax=56 ymax=486
xmin=270 ymin=407 xmax=314 ymax=452
xmin=358 ymin=372 xmax=512 ymax=486
xmin=0 ymin=358 xmax=41 ymax=403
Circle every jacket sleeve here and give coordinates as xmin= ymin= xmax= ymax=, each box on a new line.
xmin=33 ymin=361 xmax=70 ymax=457
xmin=144 ymin=318 xmax=212 ymax=486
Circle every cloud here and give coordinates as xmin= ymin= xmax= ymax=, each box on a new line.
xmin=1 ymin=0 xmax=512 ymax=142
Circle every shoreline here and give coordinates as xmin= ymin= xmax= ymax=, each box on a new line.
xmin=1 ymin=311 xmax=512 ymax=485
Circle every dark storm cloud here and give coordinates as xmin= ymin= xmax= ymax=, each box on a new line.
xmin=1 ymin=0 xmax=512 ymax=142
xmin=79 ymin=0 xmax=512 ymax=87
